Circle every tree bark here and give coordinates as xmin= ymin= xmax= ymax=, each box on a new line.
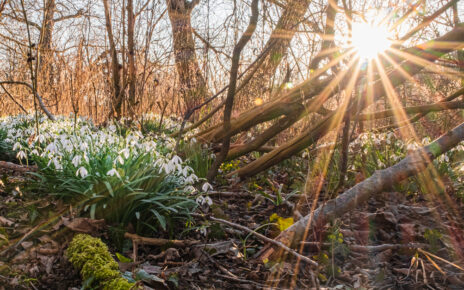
xmin=102 ymin=0 xmax=123 ymax=118
xmin=127 ymin=0 xmax=136 ymax=117
xmin=167 ymin=0 xmax=206 ymax=116
xmin=237 ymin=0 xmax=313 ymax=104
xmin=38 ymin=0 xmax=55 ymax=92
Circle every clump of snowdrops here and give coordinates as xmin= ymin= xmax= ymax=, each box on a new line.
xmin=0 ymin=114 xmax=213 ymax=235
xmin=302 ymin=131 xmax=464 ymax=198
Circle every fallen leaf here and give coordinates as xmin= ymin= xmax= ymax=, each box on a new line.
xmin=0 ymin=216 xmax=14 ymax=227
xmin=63 ymin=217 xmax=105 ymax=234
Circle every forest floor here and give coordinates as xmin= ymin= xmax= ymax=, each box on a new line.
xmin=1 ymin=164 xmax=464 ymax=289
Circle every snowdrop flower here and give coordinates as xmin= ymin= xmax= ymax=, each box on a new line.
xmin=71 ymin=155 xmax=82 ymax=167
xmin=185 ymin=186 xmax=197 ymax=193
xmin=53 ymin=159 xmax=63 ymax=170
xmin=171 ymin=155 xmax=182 ymax=165
xmin=107 ymin=168 xmax=121 ymax=178
xmin=13 ymin=142 xmax=21 ymax=151
xmin=80 ymin=142 xmax=89 ymax=151
xmin=199 ymin=227 xmax=207 ymax=236
xmin=16 ymin=151 xmax=27 ymax=160
xmin=119 ymin=148 xmax=130 ymax=159
xmin=76 ymin=166 xmax=88 ymax=178
xmin=185 ymin=174 xmax=199 ymax=184
xmin=202 ymin=182 xmax=213 ymax=192
xmin=31 ymin=149 xmax=39 ymax=156
xmin=196 ymin=196 xmax=205 ymax=205
xmin=438 ymin=154 xmax=449 ymax=163
xmin=116 ymin=155 xmax=125 ymax=165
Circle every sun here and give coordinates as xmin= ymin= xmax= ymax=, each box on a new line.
xmin=351 ymin=22 xmax=392 ymax=60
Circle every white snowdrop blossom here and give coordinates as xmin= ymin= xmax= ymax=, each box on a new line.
xmin=201 ymin=182 xmax=213 ymax=192
xmin=72 ymin=155 xmax=82 ymax=167
xmin=107 ymin=168 xmax=121 ymax=178
xmin=119 ymin=148 xmax=130 ymax=159
xmin=76 ymin=166 xmax=88 ymax=178
xmin=16 ymin=151 xmax=27 ymax=160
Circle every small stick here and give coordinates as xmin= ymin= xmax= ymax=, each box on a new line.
xmin=192 ymin=213 xmax=318 ymax=267
xmin=124 ymin=233 xmax=200 ymax=247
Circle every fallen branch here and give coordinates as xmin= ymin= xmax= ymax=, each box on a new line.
xmin=124 ymin=233 xmax=200 ymax=247
xmin=301 ymin=241 xmax=428 ymax=253
xmin=355 ymin=100 xmax=464 ymax=121
xmin=259 ymin=120 xmax=464 ymax=261
xmin=0 ymin=161 xmax=37 ymax=173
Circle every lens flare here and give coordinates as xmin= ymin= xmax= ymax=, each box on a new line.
xmin=351 ymin=22 xmax=392 ymax=60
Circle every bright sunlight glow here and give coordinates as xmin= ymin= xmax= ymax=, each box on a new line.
xmin=351 ymin=22 xmax=392 ymax=60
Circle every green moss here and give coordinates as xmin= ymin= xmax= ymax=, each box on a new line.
xmin=66 ymin=234 xmax=134 ymax=290
xmin=102 ymin=278 xmax=135 ymax=290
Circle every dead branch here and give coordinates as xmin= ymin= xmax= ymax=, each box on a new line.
xmin=124 ymin=232 xmax=200 ymax=247
xmin=0 ymin=161 xmax=37 ymax=172
xmin=355 ymin=100 xmax=464 ymax=121
xmin=259 ymin=120 xmax=464 ymax=261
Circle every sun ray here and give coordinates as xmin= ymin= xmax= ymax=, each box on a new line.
xmin=387 ymin=46 xmax=464 ymax=82
xmin=267 ymin=56 xmax=363 ymax=289
xmin=373 ymin=57 xmax=463 ymax=244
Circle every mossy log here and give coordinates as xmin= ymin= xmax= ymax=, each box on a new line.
xmin=66 ymin=234 xmax=135 ymax=290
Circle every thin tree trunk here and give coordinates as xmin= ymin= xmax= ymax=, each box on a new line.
xmin=207 ymin=0 xmax=259 ymax=181
xmin=167 ymin=0 xmax=206 ymax=117
xmin=127 ymin=0 xmax=136 ymax=117
xmin=102 ymin=0 xmax=123 ymax=118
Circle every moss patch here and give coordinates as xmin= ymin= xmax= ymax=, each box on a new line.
xmin=66 ymin=234 xmax=134 ymax=289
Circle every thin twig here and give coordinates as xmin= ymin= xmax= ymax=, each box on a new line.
xmin=192 ymin=213 xmax=318 ymax=267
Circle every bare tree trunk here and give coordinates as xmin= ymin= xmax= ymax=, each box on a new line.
xmin=237 ymin=0 xmax=314 ymax=104
xmin=38 ymin=0 xmax=55 ymax=93
xmin=207 ymin=0 xmax=259 ymax=181
xmin=260 ymin=120 xmax=464 ymax=261
xmin=102 ymin=0 xmax=123 ymax=118
xmin=167 ymin=0 xmax=206 ymax=117
xmin=127 ymin=0 xmax=136 ymax=117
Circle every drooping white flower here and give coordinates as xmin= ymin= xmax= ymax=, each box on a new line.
xmin=107 ymin=168 xmax=121 ymax=178
xmin=13 ymin=142 xmax=21 ymax=151
xmin=116 ymin=155 xmax=125 ymax=165
xmin=72 ymin=155 xmax=82 ymax=167
xmin=76 ymin=166 xmax=88 ymax=178
xmin=119 ymin=148 xmax=130 ymax=159
xmin=53 ymin=158 xmax=63 ymax=170
xmin=202 ymin=182 xmax=213 ymax=192
xmin=16 ymin=151 xmax=27 ymax=160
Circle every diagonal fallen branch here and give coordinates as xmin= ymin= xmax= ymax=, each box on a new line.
xmin=259 ymin=120 xmax=464 ymax=261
